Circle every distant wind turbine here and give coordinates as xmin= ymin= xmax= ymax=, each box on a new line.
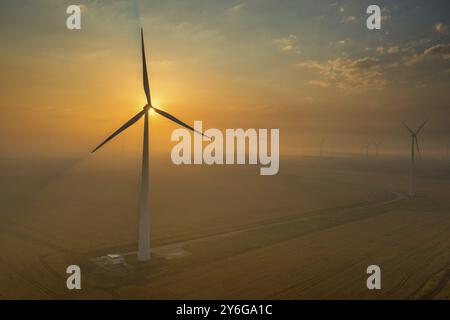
xmin=374 ymin=142 xmax=381 ymax=158
xmin=402 ymin=120 xmax=427 ymax=197
xmin=365 ymin=144 xmax=371 ymax=157
xmin=320 ymin=138 xmax=325 ymax=158
xmin=92 ymin=29 xmax=207 ymax=261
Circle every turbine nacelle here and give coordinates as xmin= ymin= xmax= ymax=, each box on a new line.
xmin=402 ymin=120 xmax=427 ymax=159
xmin=402 ymin=120 xmax=428 ymax=137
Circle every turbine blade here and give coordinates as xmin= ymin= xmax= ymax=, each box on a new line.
xmin=141 ymin=28 xmax=151 ymax=105
xmin=401 ymin=121 xmax=414 ymax=135
xmin=92 ymin=110 xmax=146 ymax=153
xmin=152 ymin=107 xmax=209 ymax=138
xmin=415 ymin=120 xmax=428 ymax=135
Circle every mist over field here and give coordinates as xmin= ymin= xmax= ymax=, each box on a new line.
xmin=0 ymin=154 xmax=449 ymax=299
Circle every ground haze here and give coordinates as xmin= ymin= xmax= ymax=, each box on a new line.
xmin=0 ymin=155 xmax=449 ymax=299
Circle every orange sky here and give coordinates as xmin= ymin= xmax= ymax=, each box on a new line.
xmin=1 ymin=1 xmax=449 ymax=158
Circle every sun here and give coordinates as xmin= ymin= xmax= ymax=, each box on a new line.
xmin=150 ymin=98 xmax=162 ymax=114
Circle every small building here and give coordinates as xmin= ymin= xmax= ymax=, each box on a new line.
xmin=106 ymin=254 xmax=125 ymax=266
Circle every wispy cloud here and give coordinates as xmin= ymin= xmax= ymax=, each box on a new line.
xmin=376 ymin=47 xmax=385 ymax=54
xmin=434 ymin=23 xmax=448 ymax=34
xmin=381 ymin=7 xmax=392 ymax=21
xmin=423 ymin=43 xmax=450 ymax=57
xmin=227 ymin=3 xmax=245 ymax=14
xmin=341 ymin=16 xmax=356 ymax=23
xmin=308 ymin=80 xmax=330 ymax=88
xmin=274 ymin=35 xmax=300 ymax=54
xmin=296 ymin=57 xmax=386 ymax=90
xmin=387 ymin=46 xmax=400 ymax=54
xmin=405 ymin=43 xmax=450 ymax=66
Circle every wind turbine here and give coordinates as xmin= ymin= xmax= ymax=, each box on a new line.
xmin=365 ymin=144 xmax=371 ymax=157
xmin=92 ymin=29 xmax=206 ymax=261
xmin=374 ymin=142 xmax=381 ymax=158
xmin=402 ymin=120 xmax=427 ymax=197
xmin=320 ymin=138 xmax=325 ymax=158
xmin=446 ymin=143 xmax=449 ymax=161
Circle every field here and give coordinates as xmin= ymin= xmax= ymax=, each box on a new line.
xmin=0 ymin=155 xmax=449 ymax=299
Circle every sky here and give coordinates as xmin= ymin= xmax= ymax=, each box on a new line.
xmin=0 ymin=0 xmax=449 ymax=158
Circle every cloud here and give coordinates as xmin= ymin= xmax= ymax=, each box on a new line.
xmin=274 ymin=35 xmax=300 ymax=54
xmin=349 ymin=57 xmax=382 ymax=69
xmin=424 ymin=43 xmax=450 ymax=57
xmin=386 ymin=62 xmax=400 ymax=68
xmin=405 ymin=43 xmax=450 ymax=66
xmin=434 ymin=23 xmax=448 ymax=34
xmin=296 ymin=57 xmax=386 ymax=90
xmin=308 ymin=80 xmax=330 ymax=88
xmin=381 ymin=7 xmax=392 ymax=21
xmin=227 ymin=3 xmax=245 ymax=13
xmin=387 ymin=46 xmax=400 ymax=54
xmin=296 ymin=60 xmax=323 ymax=69
xmin=341 ymin=16 xmax=356 ymax=23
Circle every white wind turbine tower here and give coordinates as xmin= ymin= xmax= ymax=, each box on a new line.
xmin=402 ymin=120 xmax=427 ymax=197
xmin=92 ymin=29 xmax=206 ymax=261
